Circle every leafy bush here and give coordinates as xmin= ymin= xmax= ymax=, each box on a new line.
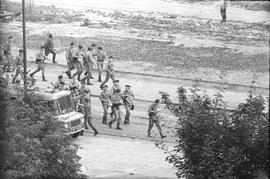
xmin=0 ymin=92 xmax=87 ymax=179
xmin=158 ymin=86 xmax=269 ymax=179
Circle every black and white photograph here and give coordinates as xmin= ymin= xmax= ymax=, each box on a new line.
xmin=0 ymin=0 xmax=269 ymax=178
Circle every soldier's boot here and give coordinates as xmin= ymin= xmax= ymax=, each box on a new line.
xmin=108 ymin=121 xmax=112 ymax=128
xmin=42 ymin=75 xmax=47 ymax=82
xmin=102 ymin=117 xmax=107 ymax=124
xmin=12 ymin=77 xmax=16 ymax=84
xmin=116 ymin=121 xmax=122 ymax=130
xmin=98 ymin=75 xmax=102 ymax=82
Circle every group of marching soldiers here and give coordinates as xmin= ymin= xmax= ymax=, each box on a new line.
xmin=1 ymin=34 xmax=171 ymax=139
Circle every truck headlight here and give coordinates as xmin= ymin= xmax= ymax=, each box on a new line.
xmin=64 ymin=123 xmax=69 ymax=128
xmin=81 ymin=118 xmax=84 ymax=123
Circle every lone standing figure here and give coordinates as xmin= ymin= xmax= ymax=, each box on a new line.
xmin=220 ymin=0 xmax=228 ymax=22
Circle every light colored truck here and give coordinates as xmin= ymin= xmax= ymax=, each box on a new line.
xmin=33 ymin=90 xmax=85 ymax=138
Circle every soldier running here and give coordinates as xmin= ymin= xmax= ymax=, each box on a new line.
xmin=79 ymin=87 xmax=98 ymax=135
xmin=108 ymin=88 xmax=123 ymax=130
xmin=3 ymin=36 xmax=13 ymax=72
xmin=100 ymin=56 xmax=115 ymax=89
xmin=147 ymin=99 xmax=166 ymax=139
xmin=99 ymin=85 xmax=110 ymax=124
xmin=81 ymin=47 xmax=95 ymax=85
xmin=30 ymin=46 xmax=47 ymax=81
xmin=72 ymin=44 xmax=84 ymax=81
xmin=44 ymin=34 xmax=57 ymax=63
xmin=122 ymin=85 xmax=135 ymax=125
xmin=12 ymin=49 xmax=24 ymax=84
xmin=65 ymin=42 xmax=75 ymax=79
xmin=96 ymin=46 xmax=107 ymax=82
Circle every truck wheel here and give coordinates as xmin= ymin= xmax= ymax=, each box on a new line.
xmin=71 ymin=132 xmax=80 ymax=138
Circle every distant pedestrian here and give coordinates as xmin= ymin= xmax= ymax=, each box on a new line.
xmin=100 ymin=56 xmax=115 ymax=89
xmin=108 ymin=88 xmax=123 ymax=130
xmin=44 ymin=34 xmax=57 ymax=63
xmin=122 ymin=85 xmax=135 ymax=124
xmin=220 ymin=0 xmax=228 ymax=22
xmin=147 ymin=99 xmax=166 ymax=139
xmin=65 ymin=42 xmax=75 ymax=79
xmin=80 ymin=87 xmax=98 ymax=135
xmin=99 ymin=85 xmax=110 ymax=124
xmin=96 ymin=46 xmax=107 ymax=82
xmin=30 ymin=46 xmax=47 ymax=81
xmin=12 ymin=49 xmax=24 ymax=84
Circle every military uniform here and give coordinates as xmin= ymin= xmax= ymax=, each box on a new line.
xmin=30 ymin=49 xmax=47 ymax=81
xmin=12 ymin=52 xmax=24 ymax=83
xmin=122 ymin=88 xmax=134 ymax=124
xmin=44 ymin=38 xmax=56 ymax=63
xmin=72 ymin=47 xmax=84 ymax=81
xmin=82 ymin=49 xmax=94 ymax=85
xmin=65 ymin=44 xmax=75 ymax=79
xmin=99 ymin=87 xmax=110 ymax=124
xmin=109 ymin=83 xmax=121 ymax=119
xmin=80 ymin=88 xmax=98 ymax=135
xmin=96 ymin=49 xmax=107 ymax=82
xmin=100 ymin=61 xmax=115 ymax=88
xmin=108 ymin=90 xmax=123 ymax=130
xmin=147 ymin=101 xmax=166 ymax=139
xmin=3 ymin=40 xmax=12 ymax=71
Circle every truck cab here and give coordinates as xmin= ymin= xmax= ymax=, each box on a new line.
xmin=33 ymin=90 xmax=85 ymax=138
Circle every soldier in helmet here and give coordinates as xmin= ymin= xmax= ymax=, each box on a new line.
xmin=44 ymin=34 xmax=57 ymax=63
xmin=54 ymin=75 xmax=67 ymax=91
xmin=122 ymin=85 xmax=135 ymax=124
xmin=30 ymin=46 xmax=48 ymax=81
xmin=72 ymin=44 xmax=84 ymax=81
xmin=108 ymin=88 xmax=123 ymax=130
xmin=12 ymin=49 xmax=24 ymax=84
xmin=96 ymin=46 xmax=107 ymax=82
xmin=65 ymin=42 xmax=75 ymax=79
xmin=99 ymin=84 xmax=110 ymax=124
xmin=79 ymin=86 xmax=98 ymax=135
xmin=147 ymin=99 xmax=166 ymax=139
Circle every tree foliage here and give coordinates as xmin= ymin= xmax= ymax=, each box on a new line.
xmin=158 ymin=85 xmax=269 ymax=179
xmin=0 ymin=92 xmax=87 ymax=179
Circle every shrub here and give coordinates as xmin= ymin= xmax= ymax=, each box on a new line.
xmin=0 ymin=92 xmax=87 ymax=179
xmin=158 ymin=86 xmax=269 ymax=179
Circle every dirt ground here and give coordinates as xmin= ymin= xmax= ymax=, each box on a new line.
xmin=74 ymin=134 xmax=177 ymax=179
xmin=2 ymin=0 xmax=269 ymax=88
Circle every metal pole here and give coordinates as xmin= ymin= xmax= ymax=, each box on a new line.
xmin=22 ymin=0 xmax=27 ymax=98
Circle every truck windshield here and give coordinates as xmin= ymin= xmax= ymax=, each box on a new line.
xmin=57 ymin=95 xmax=74 ymax=113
